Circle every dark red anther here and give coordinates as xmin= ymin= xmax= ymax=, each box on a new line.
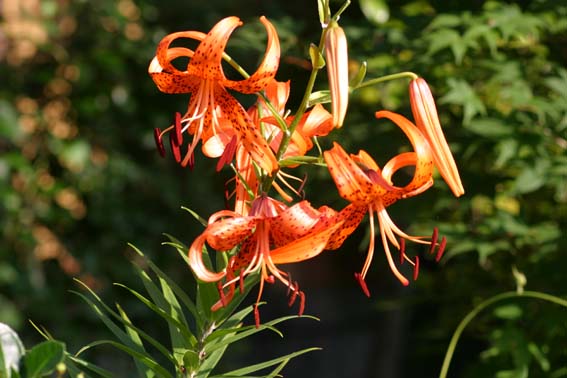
xmin=354 ymin=272 xmax=371 ymax=298
xmin=154 ymin=128 xmax=166 ymax=157
xmin=399 ymin=238 xmax=406 ymax=265
xmin=265 ymin=275 xmax=275 ymax=284
xmin=239 ymin=271 xmax=245 ymax=294
xmin=187 ymin=152 xmax=195 ymax=170
xmin=429 ymin=227 xmax=439 ymax=255
xmin=298 ymin=291 xmax=305 ymax=316
xmin=216 ymin=135 xmax=238 ymax=172
xmin=286 ymin=272 xmax=293 ymax=295
xmin=216 ymin=282 xmax=226 ymax=307
xmin=413 ymin=256 xmax=420 ymax=281
xmin=173 ymin=112 xmax=183 ymax=145
xmin=254 ymin=304 xmax=261 ymax=329
xmin=297 ymin=173 xmax=308 ymax=199
xmin=435 ymin=236 xmax=447 ymax=262
xmin=288 ymin=287 xmax=298 ymax=307
xmin=169 ymin=132 xmax=181 ymax=163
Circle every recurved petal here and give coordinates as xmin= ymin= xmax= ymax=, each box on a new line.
xmin=410 ymin=78 xmax=464 ymax=197
xmin=222 ymin=16 xmax=280 ymax=94
xmin=298 ymin=104 xmax=333 ymax=137
xmin=270 ymin=201 xmax=323 ymax=246
xmin=188 ymin=234 xmax=226 ymax=282
xmin=149 ymin=32 xmax=205 ymax=93
xmin=375 ymin=111 xmax=434 ymax=195
xmin=154 ymin=31 xmax=205 ymax=73
xmin=325 ymin=203 xmax=367 ymax=250
xmin=324 ymin=142 xmax=377 ymax=204
xmin=270 ymin=220 xmax=344 ymax=264
xmin=215 ymin=85 xmax=278 ymax=173
xmin=261 ymin=79 xmax=290 ymax=115
xmin=187 ymin=16 xmax=243 ymax=80
xmin=205 ymin=215 xmax=259 ymax=251
xmin=382 ymin=152 xmax=433 ymax=204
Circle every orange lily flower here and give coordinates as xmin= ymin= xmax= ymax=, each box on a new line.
xmin=324 ymin=110 xmax=452 ymax=296
xmin=410 ymin=77 xmax=464 ymax=197
xmin=221 ymin=79 xmax=334 ymax=207
xmin=188 ymin=195 xmax=343 ymax=326
xmin=148 ymin=16 xmax=280 ymax=173
xmin=325 ymin=22 xmax=349 ymax=128
xmin=250 ymin=79 xmax=334 ymax=160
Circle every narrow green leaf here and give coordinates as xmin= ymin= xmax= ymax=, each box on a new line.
xmin=114 ymin=283 xmax=196 ymax=349
xmin=205 ymin=315 xmax=318 ymax=355
xmin=71 ymin=286 xmax=176 ymax=367
xmin=116 ymin=304 xmax=155 ymax=378
xmin=180 ymin=207 xmax=208 ymax=227
xmin=218 ymin=347 xmax=320 ymax=377
xmin=132 ymin=265 xmax=195 ymax=364
xmin=128 ymin=243 xmax=201 ymax=328
xmin=195 ymin=343 xmax=229 ymax=378
xmin=211 ymin=273 xmax=260 ymax=326
xmin=66 ymin=355 xmax=115 ymax=378
xmin=23 ymin=340 xmax=65 ymax=378
xmin=349 ymin=61 xmax=367 ymax=89
xmin=76 ymin=341 xmax=173 ymax=378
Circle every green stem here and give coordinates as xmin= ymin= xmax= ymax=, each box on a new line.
xmin=439 ymin=290 xmax=567 ymax=378
xmin=260 ymin=28 xmax=329 ymax=193
xmin=354 ymin=71 xmax=418 ymax=90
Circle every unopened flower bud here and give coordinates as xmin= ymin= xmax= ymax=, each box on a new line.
xmin=325 ymin=23 xmax=349 ymax=128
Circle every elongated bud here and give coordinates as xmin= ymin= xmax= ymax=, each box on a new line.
xmin=410 ymin=78 xmax=465 ymax=197
xmin=325 ymin=22 xmax=349 ymax=128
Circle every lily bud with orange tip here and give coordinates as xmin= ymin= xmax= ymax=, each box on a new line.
xmin=325 ymin=22 xmax=349 ymax=128
xmin=409 ymin=77 xmax=465 ymax=197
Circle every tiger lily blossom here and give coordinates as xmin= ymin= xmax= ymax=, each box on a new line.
xmin=324 ymin=110 xmax=454 ymax=296
xmin=410 ymin=77 xmax=464 ymax=197
xmin=188 ymin=196 xmax=343 ymax=326
xmin=148 ymin=16 xmax=280 ymax=173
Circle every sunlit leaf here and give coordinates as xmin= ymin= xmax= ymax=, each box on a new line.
xmin=23 ymin=340 xmax=65 ymax=378
xmin=214 ymin=347 xmax=320 ymax=377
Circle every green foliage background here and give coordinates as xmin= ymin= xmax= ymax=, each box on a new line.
xmin=1 ymin=0 xmax=566 ymax=377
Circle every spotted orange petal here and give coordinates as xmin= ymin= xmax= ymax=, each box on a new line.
xmin=148 ymin=31 xmax=205 ymax=93
xmin=270 ymin=220 xmax=344 ymax=264
xmin=205 ymin=215 xmax=259 ymax=251
xmin=324 ymin=143 xmax=382 ymax=204
xmin=214 ymin=85 xmax=279 ymax=173
xmin=325 ymin=203 xmax=367 ymax=250
xmin=221 ymin=16 xmax=281 ymax=94
xmin=270 ymin=201 xmax=324 ymax=246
